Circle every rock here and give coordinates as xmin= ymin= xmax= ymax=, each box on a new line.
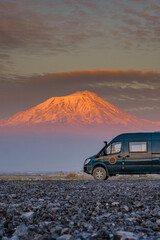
xmin=21 ymin=211 xmax=34 ymax=224
xmin=135 ymin=202 xmax=143 ymax=208
xmin=114 ymin=231 xmax=138 ymax=240
xmin=66 ymin=195 xmax=70 ymax=200
xmin=10 ymin=236 xmax=19 ymax=240
xmin=106 ymin=203 xmax=109 ymax=208
xmin=0 ymin=203 xmax=7 ymax=208
xmin=112 ymin=202 xmax=119 ymax=206
xmin=61 ymin=228 xmax=70 ymax=235
xmin=79 ymin=232 xmax=91 ymax=239
xmin=126 ymin=218 xmax=136 ymax=223
xmin=0 ymin=230 xmax=4 ymax=237
xmin=156 ymin=219 xmax=160 ymax=226
xmin=90 ymin=233 xmax=99 ymax=239
xmin=11 ymin=194 xmax=17 ymax=199
xmin=57 ymin=234 xmax=72 ymax=240
xmin=95 ymin=206 xmax=100 ymax=211
xmin=96 ymin=229 xmax=110 ymax=239
xmin=38 ymin=199 xmax=44 ymax=202
xmin=0 ymin=180 xmax=160 ymax=240
xmin=51 ymin=207 xmax=59 ymax=213
xmin=83 ymin=223 xmax=93 ymax=232
xmin=51 ymin=226 xmax=62 ymax=234
xmin=32 ymin=234 xmax=43 ymax=240
xmin=69 ymin=222 xmax=74 ymax=228
xmin=13 ymin=223 xmax=28 ymax=238
xmin=123 ymin=206 xmax=129 ymax=212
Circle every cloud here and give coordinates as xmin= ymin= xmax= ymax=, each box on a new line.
xmin=111 ymin=0 xmax=160 ymax=50
xmin=0 ymin=0 xmax=109 ymax=73
xmin=0 ymin=0 xmax=105 ymax=53
xmin=127 ymin=106 xmax=160 ymax=112
xmin=0 ymin=70 xmax=160 ymax=121
xmin=89 ymin=80 xmax=159 ymax=90
xmin=1 ymin=0 xmax=160 ymax=73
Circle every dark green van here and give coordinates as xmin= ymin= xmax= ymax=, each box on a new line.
xmin=83 ymin=132 xmax=160 ymax=180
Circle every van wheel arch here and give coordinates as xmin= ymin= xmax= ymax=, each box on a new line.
xmin=92 ymin=165 xmax=109 ymax=180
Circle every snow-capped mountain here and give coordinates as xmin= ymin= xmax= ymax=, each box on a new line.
xmin=0 ymin=91 xmax=159 ymax=134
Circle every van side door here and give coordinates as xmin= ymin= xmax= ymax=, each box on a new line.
xmin=151 ymin=133 xmax=160 ymax=173
xmin=123 ymin=140 xmax=152 ymax=174
xmin=104 ymin=141 xmax=124 ymax=174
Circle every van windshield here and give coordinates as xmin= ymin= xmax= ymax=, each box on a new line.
xmin=97 ymin=145 xmax=108 ymax=157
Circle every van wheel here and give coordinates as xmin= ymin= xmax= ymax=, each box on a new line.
xmin=93 ymin=167 xmax=107 ymax=180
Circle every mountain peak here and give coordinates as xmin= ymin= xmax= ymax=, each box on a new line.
xmin=70 ymin=90 xmax=98 ymax=97
xmin=0 ymin=91 xmax=160 ymax=133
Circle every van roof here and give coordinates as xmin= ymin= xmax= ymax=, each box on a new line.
xmin=111 ymin=132 xmax=160 ymax=142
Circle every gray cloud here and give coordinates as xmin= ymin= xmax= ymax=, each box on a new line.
xmin=111 ymin=0 xmax=160 ymax=50
xmin=89 ymin=80 xmax=159 ymax=90
xmin=1 ymin=0 xmax=160 ymax=72
xmin=127 ymin=106 xmax=160 ymax=112
xmin=0 ymin=0 xmax=107 ymax=73
xmin=0 ymin=0 xmax=106 ymax=53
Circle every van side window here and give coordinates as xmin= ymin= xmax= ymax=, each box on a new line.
xmin=105 ymin=142 xmax=122 ymax=155
xmin=129 ymin=142 xmax=147 ymax=152
xmin=112 ymin=142 xmax=122 ymax=153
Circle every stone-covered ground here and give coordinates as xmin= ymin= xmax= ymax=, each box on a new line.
xmin=0 ymin=180 xmax=160 ymax=240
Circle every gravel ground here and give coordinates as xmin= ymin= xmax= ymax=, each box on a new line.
xmin=0 ymin=180 xmax=160 ymax=240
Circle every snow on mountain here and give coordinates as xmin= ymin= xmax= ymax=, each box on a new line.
xmin=0 ymin=91 xmax=159 ymax=134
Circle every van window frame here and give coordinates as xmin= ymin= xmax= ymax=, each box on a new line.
xmin=128 ymin=141 xmax=148 ymax=153
xmin=106 ymin=141 xmax=122 ymax=155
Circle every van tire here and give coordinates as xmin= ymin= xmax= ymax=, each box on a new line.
xmin=93 ymin=167 xmax=107 ymax=180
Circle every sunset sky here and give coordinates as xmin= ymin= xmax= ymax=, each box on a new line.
xmin=1 ymin=0 xmax=160 ymax=121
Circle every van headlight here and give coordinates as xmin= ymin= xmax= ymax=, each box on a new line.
xmin=84 ymin=158 xmax=91 ymax=165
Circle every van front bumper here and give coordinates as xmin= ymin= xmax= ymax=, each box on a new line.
xmin=83 ymin=165 xmax=93 ymax=174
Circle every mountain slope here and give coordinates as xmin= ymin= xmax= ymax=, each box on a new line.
xmin=0 ymin=91 xmax=159 ymax=133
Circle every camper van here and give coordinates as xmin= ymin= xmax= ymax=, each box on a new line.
xmin=83 ymin=132 xmax=160 ymax=180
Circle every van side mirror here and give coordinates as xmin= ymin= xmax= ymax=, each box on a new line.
xmin=104 ymin=141 xmax=108 ymax=146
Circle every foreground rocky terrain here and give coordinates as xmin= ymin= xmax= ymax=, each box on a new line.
xmin=0 ymin=180 xmax=160 ymax=240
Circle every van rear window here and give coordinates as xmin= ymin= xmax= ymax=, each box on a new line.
xmin=129 ymin=142 xmax=147 ymax=153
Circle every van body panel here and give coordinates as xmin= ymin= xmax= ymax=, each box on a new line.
xmin=123 ymin=134 xmax=152 ymax=173
xmin=103 ymin=154 xmax=123 ymax=174
xmin=151 ymin=133 xmax=160 ymax=172
xmin=92 ymin=161 xmax=107 ymax=170
xmin=83 ymin=132 xmax=160 ymax=178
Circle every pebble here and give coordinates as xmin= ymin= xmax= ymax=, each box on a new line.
xmin=57 ymin=234 xmax=72 ymax=240
xmin=21 ymin=211 xmax=34 ymax=224
xmin=123 ymin=206 xmax=129 ymax=212
xmin=114 ymin=230 xmax=138 ymax=240
xmin=156 ymin=219 xmax=160 ymax=226
xmin=112 ymin=201 xmax=119 ymax=206
xmin=13 ymin=223 xmax=28 ymax=238
xmin=0 ymin=180 xmax=159 ymax=240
